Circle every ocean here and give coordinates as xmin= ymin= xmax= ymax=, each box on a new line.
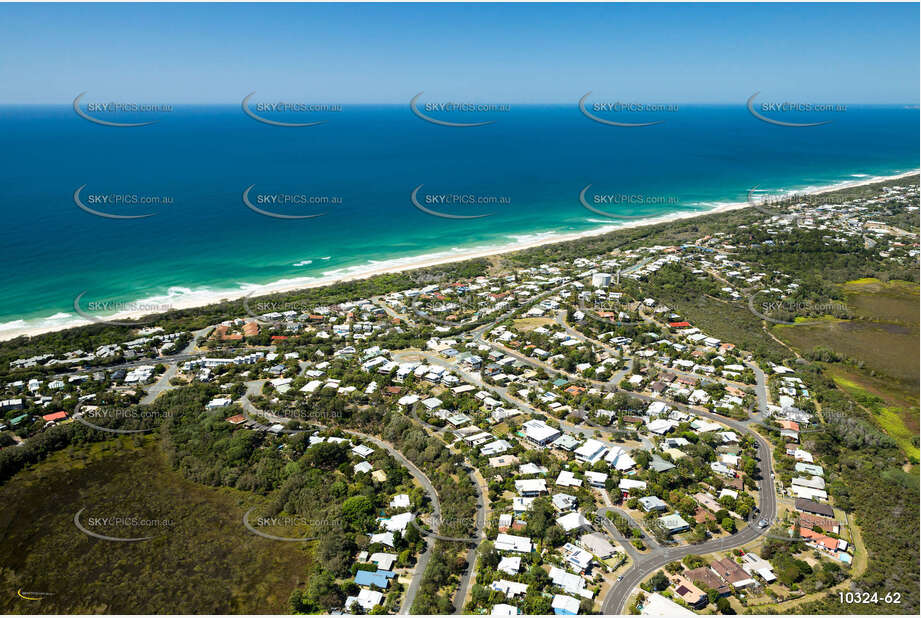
xmin=0 ymin=103 xmax=918 ymax=338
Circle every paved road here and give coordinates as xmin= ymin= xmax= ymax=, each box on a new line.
xmin=347 ymin=430 xmax=442 ymax=616
xmin=599 ymin=405 xmax=777 ymax=614
xmin=595 ymin=507 xmax=655 ymax=561
xmin=452 ymin=464 xmax=488 ymax=613
xmin=597 ymin=506 xmax=663 ymax=551
xmin=140 ymin=363 xmax=178 ymax=404
xmin=390 ymin=375 xmax=487 ymax=613
xmin=371 ymin=296 xmax=417 ymax=327
xmin=237 ymin=392 xmax=442 ymax=615
xmin=138 ymin=327 xmax=214 ymax=404
xmin=422 ymin=317 xmax=777 ymax=615
xmin=748 ymin=360 xmax=769 ymax=419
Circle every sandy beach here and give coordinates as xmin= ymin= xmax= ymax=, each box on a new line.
xmin=3 ymin=169 xmax=917 ymax=342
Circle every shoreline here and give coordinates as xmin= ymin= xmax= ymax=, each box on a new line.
xmin=3 ymin=168 xmax=918 ymax=342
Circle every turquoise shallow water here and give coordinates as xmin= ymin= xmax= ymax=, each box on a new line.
xmin=0 ymin=103 xmax=917 ymax=335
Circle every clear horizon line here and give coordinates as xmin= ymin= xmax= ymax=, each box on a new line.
xmin=3 ymin=101 xmax=919 ymax=106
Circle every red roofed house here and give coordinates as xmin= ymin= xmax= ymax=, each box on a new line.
xmin=798 ymin=527 xmax=846 ymax=554
xmin=43 ymin=411 xmax=68 ymax=422
xmin=668 ymin=321 xmax=691 ymax=328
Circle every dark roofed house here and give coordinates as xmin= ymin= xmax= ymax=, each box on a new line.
xmin=795 ymin=498 xmax=834 ymax=518
xmin=694 ymin=507 xmax=715 ymax=523
xmin=686 ymin=566 xmax=730 ymax=596
xmin=798 ymin=512 xmax=840 ymax=534
xmin=710 ymin=557 xmax=757 ymax=588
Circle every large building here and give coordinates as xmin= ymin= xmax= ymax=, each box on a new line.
xmin=591 ymin=272 xmax=612 ymax=288
xmin=521 ymin=419 xmax=562 ymax=446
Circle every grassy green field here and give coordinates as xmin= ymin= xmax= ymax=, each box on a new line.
xmin=773 ymin=278 xmax=919 ymax=461
xmin=0 ymin=437 xmax=313 ymax=614
xmin=828 ymin=369 xmax=919 ymax=463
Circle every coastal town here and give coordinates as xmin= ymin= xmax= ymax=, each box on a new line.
xmin=1 ymin=178 xmax=917 ymax=615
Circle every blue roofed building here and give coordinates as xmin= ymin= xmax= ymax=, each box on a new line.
xmin=354 ymin=569 xmax=396 ymax=589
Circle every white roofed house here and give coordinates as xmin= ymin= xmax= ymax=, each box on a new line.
xmin=421 ymin=396 xmax=443 ymax=411
xmin=521 ymin=419 xmax=562 ymax=446
xmin=606 ymin=446 xmax=637 ymax=471
xmin=481 ymin=439 xmax=512 ymax=456
xmin=490 ymin=603 xmax=518 ymax=616
xmin=574 ymin=438 xmax=608 ymax=464
xmin=381 ymin=511 xmax=414 ymax=533
xmin=561 ymin=542 xmax=593 ymax=572
xmin=490 ymin=579 xmax=529 ymax=598
xmin=496 ymin=555 xmax=522 ymax=575
xmin=369 ymin=531 xmax=395 ymax=547
xmin=556 ymin=512 xmax=591 ymax=534
xmin=584 ymin=471 xmax=608 ymax=488
xmin=390 ymin=493 xmax=411 ymax=509
xmin=552 ymin=493 xmax=578 ymax=512
xmin=515 ymin=478 xmax=548 ymax=496
xmin=646 ymin=418 xmax=678 ymax=435
xmin=618 ymin=478 xmax=646 ymax=497
xmin=556 ymin=470 xmax=583 ymax=488
xmin=345 ymin=589 xmax=384 ymax=613
xmin=579 ymin=532 xmax=618 ymax=559
xmin=552 ymin=594 xmax=581 ymax=615
xmin=548 ymin=566 xmax=594 ymax=598
xmin=513 ymin=497 xmax=535 ymax=513
xmin=397 ymin=394 xmax=420 ymax=407
xmin=352 ymin=443 xmax=374 ymax=458
xmin=494 ymin=533 xmax=533 ymax=553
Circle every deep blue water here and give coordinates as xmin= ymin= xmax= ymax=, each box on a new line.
xmin=0 ymin=103 xmax=917 ymax=335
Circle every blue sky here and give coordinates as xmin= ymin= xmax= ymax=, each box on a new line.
xmin=0 ymin=2 xmax=918 ymax=103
